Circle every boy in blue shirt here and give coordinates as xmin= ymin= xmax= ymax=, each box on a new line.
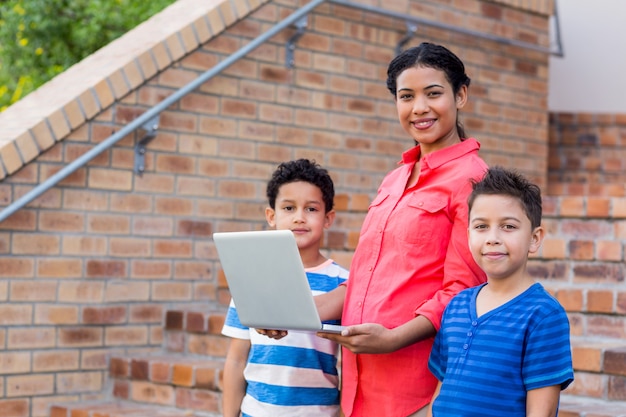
xmin=428 ymin=167 xmax=573 ymax=417
xmin=221 ymin=159 xmax=348 ymax=417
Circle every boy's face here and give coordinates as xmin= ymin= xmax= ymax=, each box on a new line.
xmin=265 ymin=181 xmax=334 ymax=252
xmin=468 ymin=194 xmax=543 ymax=282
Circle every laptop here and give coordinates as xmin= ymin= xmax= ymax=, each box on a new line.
xmin=213 ymin=229 xmax=345 ymax=333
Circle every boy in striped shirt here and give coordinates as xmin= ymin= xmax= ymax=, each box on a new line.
xmin=221 ymin=159 xmax=348 ymax=417
xmin=427 ymin=167 xmax=573 ymax=417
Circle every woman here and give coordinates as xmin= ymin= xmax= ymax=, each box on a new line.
xmin=319 ymin=42 xmax=489 ymax=417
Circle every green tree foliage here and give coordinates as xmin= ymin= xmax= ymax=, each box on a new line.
xmin=0 ymin=0 xmax=176 ymax=111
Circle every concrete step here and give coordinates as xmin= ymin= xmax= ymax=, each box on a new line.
xmin=559 ymin=395 xmax=626 ymax=417
xmin=163 ymin=309 xmax=229 ymax=358
xmin=50 ymin=400 xmax=220 ymax=417
xmin=109 ymin=353 xmax=225 ymax=413
xmin=568 ymin=337 xmax=626 ymax=401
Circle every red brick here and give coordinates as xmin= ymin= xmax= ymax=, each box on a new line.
xmin=33 ymin=351 xmax=79 ymax=372
xmin=0 ymin=399 xmax=29 ymax=417
xmin=86 ymin=260 xmax=127 ymax=278
xmin=10 ymin=281 xmax=57 ymax=301
xmin=150 ymin=360 xmax=171 ymax=383
xmin=130 ymin=260 xmax=171 ymax=279
xmin=175 ymin=387 xmax=220 ymax=412
xmin=58 ymin=327 xmax=103 ymax=347
xmin=174 ymin=262 xmax=212 ymax=280
xmin=172 ymin=363 xmax=194 ymax=387
xmin=105 ymin=281 xmax=150 ymax=302
xmin=132 ymin=217 xmax=173 ymax=236
xmin=34 ymin=305 xmax=79 ymax=324
xmin=187 ymin=334 xmax=229 ymax=357
xmin=6 ymin=374 xmax=54 ymax=397
xmin=131 ymin=359 xmax=149 ymax=380
xmin=12 ymin=233 xmax=60 ymax=255
xmin=130 ymin=380 xmax=174 ymax=406
xmin=587 ymin=290 xmax=614 ymax=313
xmin=88 ymin=168 xmax=132 ymax=191
xmin=82 ymin=306 xmax=127 ymax=324
xmin=186 ymin=311 xmax=207 ymax=333
xmin=8 ymin=328 xmax=55 ymax=349
xmin=109 ymin=237 xmax=151 ymax=257
xmin=153 ymin=239 xmax=193 ymax=258
xmin=37 ymin=258 xmax=83 ymax=278
xmin=165 ymin=311 xmax=184 ymax=330
xmin=87 ymin=214 xmax=131 ymax=234
xmin=152 ymin=283 xmax=192 ymax=301
xmin=154 ymin=197 xmax=194 ymax=216
xmin=0 ymin=352 xmax=31 ymax=374
xmin=58 ymin=281 xmax=104 ymax=303
xmin=109 ymin=357 xmax=130 ymax=378
xmin=605 ymin=348 xmax=626 ymax=377
xmin=555 ymin=289 xmax=583 ymax=312
xmin=569 ymin=240 xmax=595 ymax=260
xmin=113 ymin=379 xmax=130 ymax=399
xmin=0 ymin=210 xmax=36 ymax=231
xmin=104 ymin=326 xmax=148 ymax=346
xmin=608 ymin=375 xmax=626 ymax=400
xmin=129 ymin=304 xmax=163 ymax=323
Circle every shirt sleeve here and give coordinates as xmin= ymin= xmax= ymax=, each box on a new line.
xmin=523 ymin=306 xmax=574 ymax=391
xmin=414 ymin=180 xmax=487 ymax=330
xmin=427 ymin=308 xmax=449 ymax=382
xmin=221 ymin=299 xmax=251 ymax=340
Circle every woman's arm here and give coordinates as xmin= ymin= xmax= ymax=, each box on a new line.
xmin=526 ymin=385 xmax=561 ymax=417
xmin=315 ymin=285 xmax=346 ymax=322
xmin=318 ymin=314 xmax=435 ymax=354
xmin=222 ymin=338 xmax=251 ymax=417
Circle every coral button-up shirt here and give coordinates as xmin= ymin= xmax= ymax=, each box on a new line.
xmin=341 ymin=139 xmax=488 ymax=417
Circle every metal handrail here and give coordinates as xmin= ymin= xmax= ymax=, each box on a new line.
xmin=330 ymin=0 xmax=564 ymax=57
xmin=0 ymin=0 xmax=326 ymax=223
xmin=0 ymin=0 xmax=562 ymax=223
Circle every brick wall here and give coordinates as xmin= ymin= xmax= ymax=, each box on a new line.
xmin=0 ymin=0 xmax=557 ymax=416
xmin=548 ymin=112 xmax=626 ymax=197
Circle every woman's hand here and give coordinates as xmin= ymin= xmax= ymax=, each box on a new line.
xmin=317 ymin=323 xmax=399 ymax=354
xmin=318 ymin=315 xmax=436 ymax=354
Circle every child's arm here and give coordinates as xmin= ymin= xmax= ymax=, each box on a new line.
xmin=526 ymin=385 xmax=561 ymax=417
xmin=426 ymin=380 xmax=442 ymax=417
xmin=315 ymin=284 xmax=346 ymax=322
xmin=222 ymin=338 xmax=251 ymax=417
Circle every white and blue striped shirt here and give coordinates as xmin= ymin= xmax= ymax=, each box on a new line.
xmin=222 ymin=259 xmax=348 ymax=417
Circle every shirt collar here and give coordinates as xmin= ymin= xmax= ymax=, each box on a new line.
xmin=401 ymin=138 xmax=481 ymax=169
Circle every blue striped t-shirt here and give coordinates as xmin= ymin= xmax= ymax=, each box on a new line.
xmin=222 ymin=259 xmax=348 ymax=417
xmin=428 ymin=282 xmax=573 ymax=417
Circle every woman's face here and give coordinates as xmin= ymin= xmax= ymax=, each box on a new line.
xmin=395 ymin=65 xmax=467 ymax=156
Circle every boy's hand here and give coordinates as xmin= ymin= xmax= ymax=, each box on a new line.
xmin=256 ymin=329 xmax=288 ymax=339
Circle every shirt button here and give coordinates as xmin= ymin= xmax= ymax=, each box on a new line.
xmin=418 ymin=201 xmax=424 ymax=207
xmin=472 ymin=321 xmax=478 ymax=326
xmin=467 ymin=331 xmax=473 ymax=337
xmin=463 ymin=344 xmax=469 ymax=350
xmin=357 ymin=301 xmax=362 ymax=307
xmin=368 ymin=266 xmax=372 ymax=271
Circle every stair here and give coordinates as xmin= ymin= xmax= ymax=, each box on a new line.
xmin=50 ymin=401 xmax=210 ymax=417
xmin=546 ymin=283 xmax=626 ymax=416
xmin=50 ymin=309 xmax=228 ymax=417
xmin=559 ymin=396 xmax=626 ymax=417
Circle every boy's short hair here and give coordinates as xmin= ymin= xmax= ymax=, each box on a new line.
xmin=266 ymin=159 xmax=335 ymax=213
xmin=468 ymin=167 xmax=542 ymax=229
